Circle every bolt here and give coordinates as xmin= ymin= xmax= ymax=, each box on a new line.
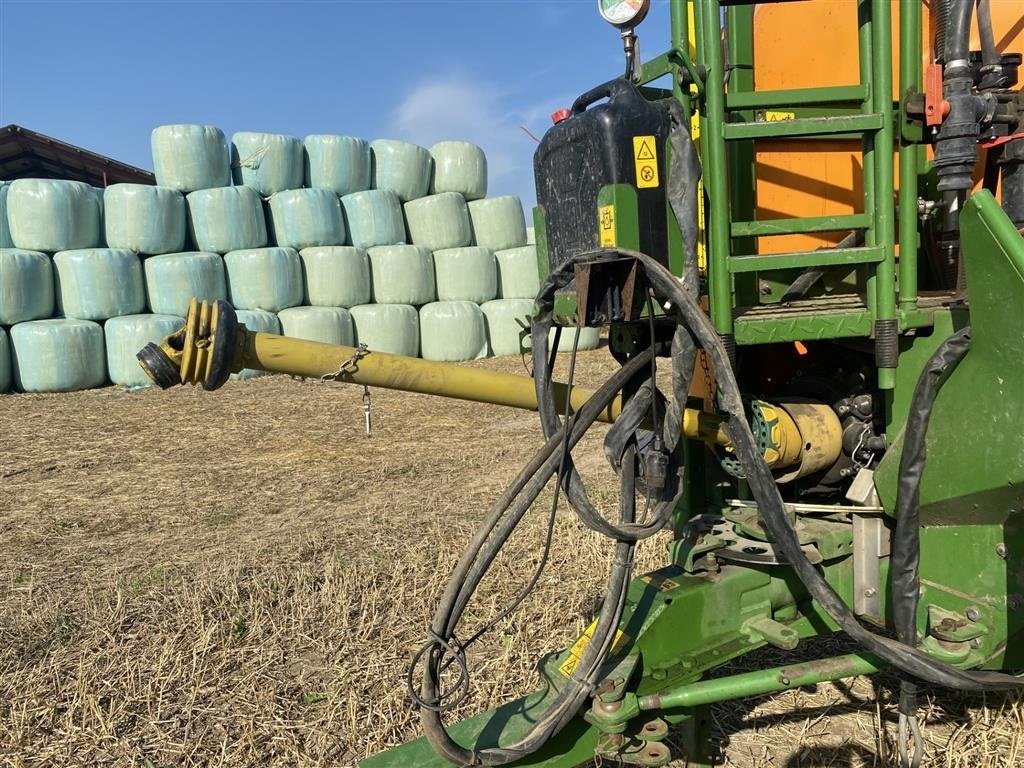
xmin=863 ymin=587 xmax=878 ymax=598
xmin=597 ymin=699 xmax=623 ymax=714
xmin=759 ymin=281 xmax=773 ymax=296
xmin=1010 ymin=596 xmax=1022 ymax=611
xmin=996 ymin=543 xmax=1008 ymax=558
xmin=967 ymin=607 xmax=981 ymax=622
xmin=971 ymin=638 xmax=983 ymax=649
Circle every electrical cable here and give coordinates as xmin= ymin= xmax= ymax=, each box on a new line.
xmin=413 ymin=343 xmax=653 ymax=765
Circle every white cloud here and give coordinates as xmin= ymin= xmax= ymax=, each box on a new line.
xmin=388 ymin=76 xmax=571 ymax=206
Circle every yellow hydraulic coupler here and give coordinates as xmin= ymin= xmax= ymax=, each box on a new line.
xmin=137 ymin=300 xmax=842 ymax=474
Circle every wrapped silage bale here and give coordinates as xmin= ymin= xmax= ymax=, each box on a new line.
xmin=10 ymin=319 xmax=107 ymax=393
xmin=550 ymin=326 xmax=601 ymax=352
xmin=404 ymin=192 xmax=471 ymax=252
xmin=481 ymin=299 xmax=535 ymax=357
xmin=187 ymin=186 xmax=267 ymax=254
xmin=104 ymin=313 xmax=184 ymax=388
xmin=350 ymin=304 xmax=419 ymax=357
xmin=370 ymin=140 xmax=431 ymax=202
xmin=433 ymin=246 xmax=497 ymax=303
xmin=224 ymin=247 xmax=302 ymax=312
xmin=0 ymin=182 xmax=13 ymax=248
xmin=8 ymin=179 xmax=101 ymax=252
xmin=468 ymin=196 xmax=527 ymax=252
xmin=430 ymin=141 xmax=487 ymax=201
xmin=367 ymin=245 xmax=434 ymax=305
xmin=0 ymin=328 xmax=10 ymax=393
xmin=104 ymin=184 xmax=186 ymax=255
xmin=278 ymin=306 xmax=354 ymax=346
xmin=420 ymin=301 xmax=489 ymax=362
xmin=53 ymin=248 xmax=144 ymax=321
xmin=0 ymin=248 xmax=54 ymax=325
xmin=151 ymin=124 xmax=231 ymax=193
xmin=495 ymin=245 xmax=541 ymax=299
xmin=231 ymin=132 xmax=304 ymax=197
xmin=304 ymin=135 xmax=371 ymax=196
xmin=144 ymin=251 xmax=226 ymax=316
xmin=299 ymin=246 xmax=370 ymax=308
xmin=232 ymin=309 xmax=280 ymax=380
xmin=340 ymin=190 xmax=405 ymax=249
xmin=267 ymin=188 xmax=345 ymax=250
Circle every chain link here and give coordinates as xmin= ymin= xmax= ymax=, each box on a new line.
xmin=320 ymin=343 xmax=369 ymax=382
xmin=319 ymin=343 xmax=374 ymax=437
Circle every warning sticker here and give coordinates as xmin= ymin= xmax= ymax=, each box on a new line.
xmin=599 ymin=204 xmax=616 ymax=247
xmin=764 ymin=110 xmax=796 ymax=122
xmin=633 ymin=135 xmax=659 ymax=189
xmin=558 ymin=620 xmax=631 ymax=678
xmin=641 ymin=573 xmax=681 ymax=592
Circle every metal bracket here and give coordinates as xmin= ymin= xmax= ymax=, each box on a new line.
xmin=852 ymin=512 xmax=891 ymax=625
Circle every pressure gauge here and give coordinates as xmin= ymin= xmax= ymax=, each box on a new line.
xmin=597 ymin=0 xmax=650 ymax=29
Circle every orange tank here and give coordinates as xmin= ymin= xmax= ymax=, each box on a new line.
xmin=749 ymin=0 xmax=1024 ymax=255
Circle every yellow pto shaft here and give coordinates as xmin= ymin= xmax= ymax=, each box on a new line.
xmin=137 ymin=299 xmax=733 ymax=447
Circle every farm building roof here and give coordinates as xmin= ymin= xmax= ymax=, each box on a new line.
xmin=0 ymin=124 xmax=154 ymax=187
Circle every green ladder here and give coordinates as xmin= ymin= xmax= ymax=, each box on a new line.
xmin=692 ymin=0 xmax=898 ymax=386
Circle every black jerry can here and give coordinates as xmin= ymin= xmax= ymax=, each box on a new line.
xmin=534 ymin=78 xmax=672 ymax=274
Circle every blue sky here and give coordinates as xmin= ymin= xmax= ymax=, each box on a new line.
xmin=0 ymin=0 xmax=674 ymax=206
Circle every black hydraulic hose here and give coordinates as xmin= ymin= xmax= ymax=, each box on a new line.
xmin=934 ymin=0 xmax=951 ymax=62
xmin=891 ymin=327 xmax=972 ymax=728
xmin=944 ymin=0 xmax=975 ymax=69
xmin=531 ymin=264 xmax=688 ymax=542
xmin=665 ymin=99 xmax=702 ymax=300
xmin=416 ymin=349 xmax=653 ymax=765
xmin=976 ymin=0 xmax=999 ymax=68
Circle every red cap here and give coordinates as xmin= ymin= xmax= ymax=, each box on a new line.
xmin=551 ymin=108 xmax=571 ymax=125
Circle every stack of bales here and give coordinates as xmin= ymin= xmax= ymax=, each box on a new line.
xmin=0 ymin=123 xmax=558 ymax=395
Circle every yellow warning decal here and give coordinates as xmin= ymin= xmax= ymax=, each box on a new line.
xmin=641 ymin=573 xmax=681 ymax=592
xmin=599 ymin=204 xmax=616 ymax=247
xmin=558 ymin=620 xmax=631 ymax=678
xmin=633 ymin=135 xmax=659 ymax=189
xmin=764 ymin=110 xmax=796 ymax=122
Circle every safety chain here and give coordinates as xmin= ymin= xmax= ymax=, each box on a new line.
xmin=320 ymin=343 xmax=369 ymax=382
xmin=319 ymin=343 xmax=374 ymax=437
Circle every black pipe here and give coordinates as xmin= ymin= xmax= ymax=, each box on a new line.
xmin=935 ymin=0 xmax=982 ymax=194
xmin=934 ymin=0 xmax=950 ymax=62
xmin=944 ymin=0 xmax=974 ymax=69
xmin=976 ymin=0 xmax=999 ymax=68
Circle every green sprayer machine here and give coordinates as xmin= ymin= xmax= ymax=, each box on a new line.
xmin=137 ymin=0 xmax=1024 ymax=765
